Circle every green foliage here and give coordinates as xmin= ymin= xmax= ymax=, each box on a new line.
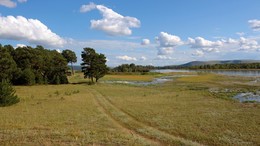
xmin=35 ymin=72 xmax=44 ymax=84
xmin=61 ymin=49 xmax=77 ymax=63
xmin=47 ymin=51 xmax=69 ymax=84
xmin=0 ymin=46 xmax=18 ymax=81
xmin=62 ymin=49 xmax=77 ymax=75
xmin=81 ymin=48 xmax=108 ymax=83
xmin=112 ymin=63 xmax=155 ymax=73
xmin=0 ymin=44 xmax=69 ymax=85
xmin=15 ymin=68 xmax=35 ymax=85
xmin=0 ymin=80 xmax=20 ymax=107
xmin=189 ymin=63 xmax=260 ymax=69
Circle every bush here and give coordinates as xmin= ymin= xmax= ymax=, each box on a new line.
xmin=60 ymin=74 xmax=68 ymax=84
xmin=0 ymin=80 xmax=20 ymax=107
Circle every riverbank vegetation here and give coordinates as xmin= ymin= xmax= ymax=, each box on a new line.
xmin=160 ymin=62 xmax=260 ymax=70
xmin=188 ymin=63 xmax=260 ymax=70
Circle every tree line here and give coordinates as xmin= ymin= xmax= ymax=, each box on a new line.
xmin=187 ymin=63 xmax=260 ymax=70
xmin=0 ymin=45 xmax=109 ymax=106
xmin=112 ymin=63 xmax=155 ymax=73
xmin=156 ymin=63 xmax=260 ymax=70
xmin=0 ymin=44 xmax=76 ymax=85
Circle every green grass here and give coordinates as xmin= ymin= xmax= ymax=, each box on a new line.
xmin=0 ymin=73 xmax=259 ymax=145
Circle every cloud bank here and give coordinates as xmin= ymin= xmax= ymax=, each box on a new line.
xmin=80 ymin=2 xmax=141 ymax=36
xmin=0 ymin=15 xmax=66 ymax=47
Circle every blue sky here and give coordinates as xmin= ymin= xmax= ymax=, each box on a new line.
xmin=0 ymin=0 xmax=260 ymax=66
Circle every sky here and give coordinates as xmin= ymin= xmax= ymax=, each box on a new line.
xmin=0 ymin=0 xmax=260 ymax=66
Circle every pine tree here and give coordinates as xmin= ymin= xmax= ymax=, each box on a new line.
xmin=0 ymin=80 xmax=20 ymax=107
xmin=81 ymin=48 xmax=108 ymax=83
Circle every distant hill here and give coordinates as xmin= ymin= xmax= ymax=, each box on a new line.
xmin=179 ymin=60 xmax=260 ymax=67
xmin=67 ymin=65 xmax=81 ymax=71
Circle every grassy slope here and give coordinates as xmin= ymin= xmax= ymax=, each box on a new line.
xmin=0 ymin=73 xmax=259 ymax=145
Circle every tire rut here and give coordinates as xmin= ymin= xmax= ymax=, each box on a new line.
xmin=90 ymin=88 xmax=161 ymax=146
xmin=90 ymin=88 xmax=204 ymax=146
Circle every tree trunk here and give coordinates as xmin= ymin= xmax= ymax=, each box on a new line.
xmin=71 ymin=62 xmax=74 ymax=75
xmin=91 ymin=77 xmax=94 ymax=83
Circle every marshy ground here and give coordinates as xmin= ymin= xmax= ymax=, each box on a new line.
xmin=0 ymin=72 xmax=259 ymax=145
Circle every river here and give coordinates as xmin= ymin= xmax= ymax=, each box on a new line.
xmin=151 ymin=69 xmax=260 ymax=77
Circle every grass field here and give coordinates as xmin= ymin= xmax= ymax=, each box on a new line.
xmin=0 ymin=73 xmax=259 ymax=145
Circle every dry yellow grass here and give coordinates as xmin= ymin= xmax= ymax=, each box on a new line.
xmin=0 ymin=73 xmax=259 ymax=145
xmin=0 ymin=84 xmax=154 ymax=145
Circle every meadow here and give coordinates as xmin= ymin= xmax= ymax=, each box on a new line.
xmin=0 ymin=72 xmax=259 ymax=145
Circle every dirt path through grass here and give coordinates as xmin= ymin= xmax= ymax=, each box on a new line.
xmin=90 ymin=88 xmax=204 ymax=146
xmin=90 ymin=88 xmax=161 ymax=146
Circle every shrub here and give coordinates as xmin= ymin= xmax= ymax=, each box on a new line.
xmin=0 ymin=80 xmax=20 ymax=107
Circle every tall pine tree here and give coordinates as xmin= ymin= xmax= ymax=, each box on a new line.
xmin=81 ymin=48 xmax=108 ymax=83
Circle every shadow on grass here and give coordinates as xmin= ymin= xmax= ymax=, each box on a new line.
xmin=70 ymin=81 xmax=96 ymax=85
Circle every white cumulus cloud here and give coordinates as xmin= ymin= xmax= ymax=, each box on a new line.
xmin=141 ymin=39 xmax=150 ymax=45
xmin=187 ymin=37 xmax=222 ymax=55
xmin=239 ymin=37 xmax=260 ymax=51
xmin=80 ymin=2 xmax=141 ymax=36
xmin=116 ymin=55 xmax=137 ymax=61
xmin=192 ymin=50 xmax=204 ymax=57
xmin=156 ymin=32 xmax=182 ymax=47
xmin=222 ymin=38 xmax=238 ymax=44
xmin=0 ymin=0 xmax=27 ymax=8
xmin=0 ymin=0 xmax=16 ymax=8
xmin=248 ymin=19 xmax=260 ymax=31
xmin=158 ymin=47 xmax=174 ymax=55
xmin=155 ymin=55 xmax=173 ymax=60
xmin=0 ymin=15 xmax=66 ymax=47
xmin=80 ymin=2 xmax=96 ymax=13
xmin=188 ymin=37 xmax=223 ymax=49
xmin=15 ymin=43 xmax=26 ymax=48
xmin=155 ymin=32 xmax=182 ymax=55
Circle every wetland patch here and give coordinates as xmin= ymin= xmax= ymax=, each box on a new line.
xmin=233 ymin=92 xmax=260 ymax=103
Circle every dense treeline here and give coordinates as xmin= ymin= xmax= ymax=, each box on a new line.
xmin=157 ymin=63 xmax=260 ymax=70
xmin=0 ymin=44 xmax=69 ymax=85
xmin=112 ymin=63 xmax=155 ymax=73
xmin=188 ymin=63 xmax=260 ymax=70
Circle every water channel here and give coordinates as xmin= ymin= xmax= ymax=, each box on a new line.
xmin=151 ymin=69 xmax=260 ymax=77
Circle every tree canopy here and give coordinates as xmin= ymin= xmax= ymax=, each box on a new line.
xmin=62 ymin=49 xmax=77 ymax=75
xmin=0 ymin=46 xmax=18 ymax=81
xmin=0 ymin=44 xmax=70 ymax=85
xmin=81 ymin=48 xmax=108 ymax=83
xmin=112 ymin=63 xmax=155 ymax=73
